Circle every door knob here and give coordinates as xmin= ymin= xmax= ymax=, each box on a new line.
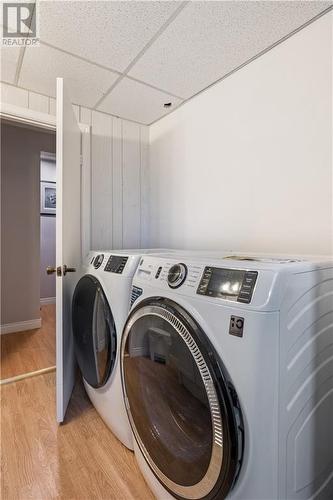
xmin=63 ymin=265 xmax=76 ymax=276
xmin=46 ymin=266 xmax=62 ymax=276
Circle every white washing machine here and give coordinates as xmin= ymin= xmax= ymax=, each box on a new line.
xmin=71 ymin=249 xmax=173 ymax=450
xmin=120 ymin=252 xmax=333 ymax=499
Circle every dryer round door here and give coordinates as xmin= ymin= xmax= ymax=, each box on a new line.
xmin=121 ymin=298 xmax=243 ymax=500
xmin=72 ymin=274 xmax=117 ymax=388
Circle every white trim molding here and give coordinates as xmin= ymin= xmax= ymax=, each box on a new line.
xmin=40 ymin=297 xmax=56 ymax=306
xmin=0 ymin=102 xmax=56 ymax=130
xmin=0 ymin=318 xmax=42 ymax=335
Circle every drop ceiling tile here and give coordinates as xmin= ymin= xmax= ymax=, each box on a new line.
xmin=19 ymin=43 xmax=118 ymax=108
xmin=1 ymin=46 xmax=20 ymax=83
xmin=38 ymin=1 xmax=181 ymax=72
xmin=97 ymin=78 xmax=182 ymax=125
xmin=129 ymin=1 xmax=332 ymax=98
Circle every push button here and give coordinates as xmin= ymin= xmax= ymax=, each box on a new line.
xmin=237 ymin=271 xmax=258 ymax=303
xmin=229 ymin=315 xmax=244 ymax=337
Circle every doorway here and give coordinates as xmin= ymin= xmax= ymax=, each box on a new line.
xmin=0 ymin=122 xmax=57 ymax=382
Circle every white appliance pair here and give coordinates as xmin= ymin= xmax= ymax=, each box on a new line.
xmin=120 ymin=252 xmax=333 ymax=500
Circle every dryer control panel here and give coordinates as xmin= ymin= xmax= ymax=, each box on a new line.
xmin=104 ymin=255 xmax=128 ymax=274
xmin=197 ymin=267 xmax=258 ymax=304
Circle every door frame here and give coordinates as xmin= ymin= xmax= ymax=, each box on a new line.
xmin=0 ymin=101 xmax=56 ymax=130
xmin=0 ymin=101 xmax=92 ymax=258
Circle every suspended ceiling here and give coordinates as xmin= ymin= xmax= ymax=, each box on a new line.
xmin=1 ymin=1 xmax=332 ymax=125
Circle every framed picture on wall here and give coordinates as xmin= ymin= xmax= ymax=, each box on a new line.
xmin=41 ymin=181 xmax=56 ymax=215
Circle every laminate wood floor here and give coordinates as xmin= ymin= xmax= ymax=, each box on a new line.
xmin=1 ymin=305 xmax=56 ymax=380
xmin=1 ymin=372 xmax=154 ymax=500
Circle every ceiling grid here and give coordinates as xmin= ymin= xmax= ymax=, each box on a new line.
xmin=1 ymin=1 xmax=332 ymax=125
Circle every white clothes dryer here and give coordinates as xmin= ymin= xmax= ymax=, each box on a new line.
xmin=72 ymin=249 xmax=172 ymax=450
xmin=120 ymin=252 xmax=333 ymax=499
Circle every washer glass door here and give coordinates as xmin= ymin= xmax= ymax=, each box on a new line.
xmin=122 ymin=300 xmax=241 ymax=500
xmin=72 ymin=275 xmax=116 ymax=388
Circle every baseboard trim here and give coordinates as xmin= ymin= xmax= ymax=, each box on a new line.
xmin=40 ymin=297 xmax=56 ymax=305
xmin=0 ymin=366 xmax=56 ymax=385
xmin=0 ymin=318 xmax=42 ymax=335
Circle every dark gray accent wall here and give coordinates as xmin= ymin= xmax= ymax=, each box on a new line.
xmin=1 ymin=123 xmax=55 ymax=325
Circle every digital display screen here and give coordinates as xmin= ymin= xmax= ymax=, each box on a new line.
xmin=197 ymin=267 xmax=258 ymax=303
xmin=104 ymin=255 xmax=128 ymax=273
xmin=207 ymin=268 xmax=245 ymax=297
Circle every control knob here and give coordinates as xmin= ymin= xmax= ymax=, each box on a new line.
xmin=93 ymin=254 xmax=104 ymax=269
xmin=167 ymin=263 xmax=187 ymax=289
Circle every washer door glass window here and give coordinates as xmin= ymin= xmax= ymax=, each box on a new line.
xmin=121 ymin=299 xmax=242 ymax=500
xmin=72 ymin=275 xmax=116 ymax=388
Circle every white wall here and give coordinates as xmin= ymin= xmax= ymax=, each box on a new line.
xmin=149 ymin=12 xmax=333 ymax=256
xmin=0 ymin=83 xmax=149 ymax=251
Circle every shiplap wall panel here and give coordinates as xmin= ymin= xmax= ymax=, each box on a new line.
xmin=80 ymin=107 xmax=92 ymax=125
xmin=112 ymin=118 xmax=123 ymax=249
xmin=1 ymin=83 xmax=149 ymax=252
xmin=91 ymin=111 xmax=113 ymax=250
xmin=1 ymin=83 xmax=29 ymax=107
xmin=122 ymin=121 xmax=141 ymax=248
xmin=29 ymin=91 xmax=49 ymax=113
xmin=140 ymin=126 xmax=150 ymax=247
xmin=49 ymin=97 xmax=56 ymax=115
xmin=73 ymin=104 xmax=80 ymax=122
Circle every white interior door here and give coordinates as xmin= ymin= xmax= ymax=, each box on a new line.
xmin=56 ymin=77 xmax=81 ymax=423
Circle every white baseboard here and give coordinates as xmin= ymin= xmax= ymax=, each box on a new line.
xmin=40 ymin=297 xmax=56 ymax=305
xmin=0 ymin=318 xmax=42 ymax=335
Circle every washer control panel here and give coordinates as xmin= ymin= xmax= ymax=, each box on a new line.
xmin=197 ymin=267 xmax=258 ymax=304
xmin=104 ymin=255 xmax=128 ymax=274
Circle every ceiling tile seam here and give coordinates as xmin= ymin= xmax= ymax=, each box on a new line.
xmin=0 ymin=80 xmax=148 ymax=127
xmin=119 ymin=1 xmax=189 ymax=76
xmin=15 ymin=2 xmax=36 ymax=86
xmin=14 ymin=47 xmax=26 ymax=85
xmin=148 ymin=5 xmax=333 ymax=127
xmin=93 ymin=1 xmax=189 ymax=110
xmin=39 ymin=40 xmax=123 ymax=77
xmin=93 ymin=73 xmax=126 ymax=110
xmin=37 ymin=41 xmax=185 ymax=102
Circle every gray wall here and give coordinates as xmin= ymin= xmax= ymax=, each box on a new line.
xmin=40 ymin=156 xmax=56 ymax=299
xmin=1 ymin=123 xmax=56 ymax=325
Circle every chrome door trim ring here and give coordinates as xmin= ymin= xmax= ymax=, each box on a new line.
xmin=121 ymin=304 xmax=224 ymax=499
